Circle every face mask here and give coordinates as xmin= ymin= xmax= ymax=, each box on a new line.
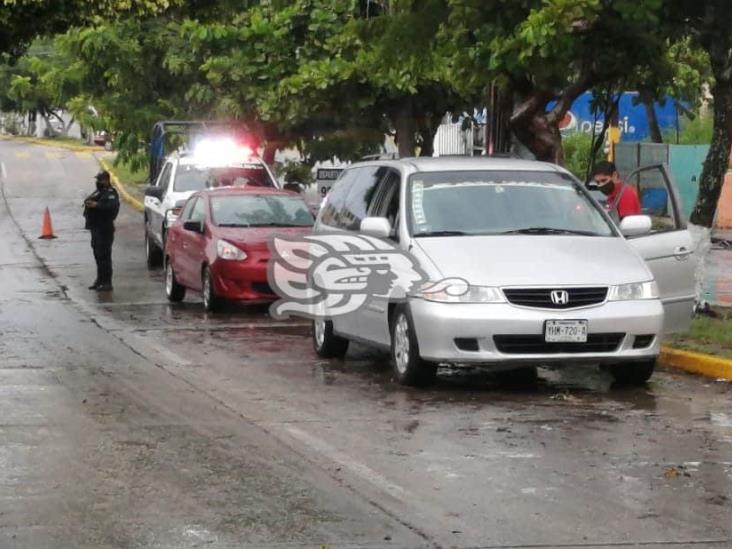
xmin=596 ymin=180 xmax=614 ymax=196
xmin=96 ymin=181 xmax=106 ymax=191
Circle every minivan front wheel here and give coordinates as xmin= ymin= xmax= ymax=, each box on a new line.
xmin=609 ymin=359 xmax=656 ymax=385
xmin=312 ymin=318 xmax=349 ymax=358
xmin=391 ymin=305 xmax=437 ymax=387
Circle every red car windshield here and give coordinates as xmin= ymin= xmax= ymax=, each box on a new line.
xmin=211 ymin=195 xmax=314 ymax=227
xmin=174 ymin=164 xmax=276 ymax=192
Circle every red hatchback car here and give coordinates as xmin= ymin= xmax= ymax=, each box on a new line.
xmin=164 ymin=187 xmax=314 ymax=311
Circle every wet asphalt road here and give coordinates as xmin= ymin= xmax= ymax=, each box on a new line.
xmin=0 ymin=140 xmax=731 ymax=549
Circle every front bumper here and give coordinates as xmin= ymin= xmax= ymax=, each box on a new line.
xmin=210 ymin=258 xmax=276 ymax=302
xmin=408 ymin=298 xmax=663 ymax=364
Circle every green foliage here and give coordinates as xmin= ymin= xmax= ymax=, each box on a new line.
xmin=663 ymin=112 xmax=713 ymax=144
xmin=274 ymin=161 xmax=314 ymax=186
xmin=0 ymin=0 xmax=183 ymax=56
xmin=0 ymin=0 xmax=718 ymax=174
xmin=668 ymin=307 xmax=732 ymax=359
xmin=562 ymin=132 xmax=604 ymax=182
xmin=110 ymin=158 xmax=148 ymax=187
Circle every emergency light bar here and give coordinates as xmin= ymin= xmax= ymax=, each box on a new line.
xmin=189 ymin=138 xmax=255 ymax=166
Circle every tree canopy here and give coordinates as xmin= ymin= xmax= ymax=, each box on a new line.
xmin=0 ymin=0 xmax=730 ymax=227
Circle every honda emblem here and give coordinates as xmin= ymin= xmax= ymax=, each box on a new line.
xmin=550 ymin=290 xmax=570 ymax=305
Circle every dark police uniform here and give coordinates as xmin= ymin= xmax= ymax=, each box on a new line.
xmin=84 ymin=185 xmax=120 ymax=289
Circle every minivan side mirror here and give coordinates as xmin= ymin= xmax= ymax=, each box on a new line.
xmin=144 ymin=185 xmax=164 ymax=201
xmin=619 ymin=215 xmax=652 ymax=237
xmin=183 ymin=220 xmax=204 ymax=233
xmin=360 ymin=217 xmax=391 ymax=238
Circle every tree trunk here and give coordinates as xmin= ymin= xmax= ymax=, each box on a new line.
xmin=485 ymin=83 xmax=513 ymax=155
xmin=643 ymin=98 xmax=663 ymax=143
xmin=509 ymin=89 xmax=566 ymax=164
xmin=689 ymin=79 xmax=732 ymax=228
xmin=41 ymin=112 xmax=56 ymax=137
xmin=393 ymin=98 xmax=416 ymax=158
xmin=262 ymin=145 xmax=276 ymax=165
xmin=416 ymin=112 xmax=438 ymax=157
xmin=510 ymin=107 xmax=564 ymax=163
xmin=688 ymin=69 xmax=732 ymax=306
xmin=27 ymin=111 xmax=37 ymax=136
xmin=62 ymin=116 xmax=75 ymax=137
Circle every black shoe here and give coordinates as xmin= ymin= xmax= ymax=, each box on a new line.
xmin=95 ymin=284 xmax=113 ymax=292
xmin=88 ymin=282 xmax=100 ymax=290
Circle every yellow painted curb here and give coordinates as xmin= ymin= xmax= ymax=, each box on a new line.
xmin=98 ymin=158 xmax=144 ymax=213
xmin=0 ymin=134 xmax=104 ymax=152
xmin=659 ymin=346 xmax=732 ymax=381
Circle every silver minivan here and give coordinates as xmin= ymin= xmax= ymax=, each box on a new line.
xmin=311 ymin=158 xmax=695 ymax=386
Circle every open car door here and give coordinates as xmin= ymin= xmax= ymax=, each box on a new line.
xmin=624 ymin=164 xmax=696 ymax=333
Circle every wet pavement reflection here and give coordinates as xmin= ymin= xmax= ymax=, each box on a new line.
xmin=2 ymin=140 xmax=731 ymax=548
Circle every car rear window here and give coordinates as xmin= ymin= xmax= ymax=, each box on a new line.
xmin=174 ymin=163 xmax=276 ymax=192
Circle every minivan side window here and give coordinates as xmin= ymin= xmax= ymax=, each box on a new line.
xmin=341 ymin=166 xmax=385 ymax=230
xmin=372 ymin=170 xmax=401 ymax=241
xmin=319 ymin=168 xmax=356 ymax=228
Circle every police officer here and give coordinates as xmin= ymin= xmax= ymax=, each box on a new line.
xmin=84 ymin=171 xmax=120 ymax=291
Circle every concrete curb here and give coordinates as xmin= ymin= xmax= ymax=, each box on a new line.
xmin=0 ymin=134 xmax=105 ymax=153
xmin=98 ymin=158 xmax=144 ymax=212
xmin=660 ymin=345 xmax=732 ymax=381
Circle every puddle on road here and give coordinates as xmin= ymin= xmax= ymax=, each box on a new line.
xmin=711 ymin=413 xmax=732 ymax=428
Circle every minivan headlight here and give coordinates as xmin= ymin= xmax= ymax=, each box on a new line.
xmin=608 ymin=281 xmax=658 ymax=301
xmin=216 ymin=239 xmax=247 ymax=261
xmin=417 ymin=282 xmax=505 ymax=303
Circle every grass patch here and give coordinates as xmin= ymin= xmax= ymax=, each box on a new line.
xmin=666 ymin=306 xmax=732 ymax=359
xmin=40 ymin=135 xmax=90 ymax=147
xmin=110 ymin=159 xmax=148 ymax=187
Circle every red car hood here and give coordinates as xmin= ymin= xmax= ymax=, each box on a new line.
xmin=214 ymin=226 xmax=312 ymax=251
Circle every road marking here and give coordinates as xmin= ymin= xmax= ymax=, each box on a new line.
xmin=0 ymin=161 xmax=6 ymax=180
xmin=75 ymin=151 xmax=91 ymax=158
xmin=15 ymin=151 xmax=29 ymax=159
xmin=283 ymin=425 xmax=409 ymax=500
xmin=45 ymin=151 xmax=63 ymax=159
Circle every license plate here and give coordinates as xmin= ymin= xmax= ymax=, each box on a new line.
xmin=544 ymin=320 xmax=588 ymax=343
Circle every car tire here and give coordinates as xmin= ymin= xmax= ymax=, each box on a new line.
xmin=495 ymin=366 xmax=538 ymax=386
xmin=390 ymin=305 xmax=437 ymax=387
xmin=202 ymin=268 xmax=222 ymax=313
xmin=312 ymin=318 xmax=349 ymax=358
xmin=165 ymin=257 xmax=185 ymax=302
xmin=145 ymin=230 xmax=163 ymax=269
xmin=609 ymin=359 xmax=656 ymax=385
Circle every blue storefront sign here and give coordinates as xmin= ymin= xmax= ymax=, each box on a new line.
xmin=557 ymin=92 xmax=682 ymax=142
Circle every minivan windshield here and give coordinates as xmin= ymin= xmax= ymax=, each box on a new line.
xmin=174 ymin=163 xmax=276 ymax=192
xmin=408 ymin=171 xmax=614 ymax=237
xmin=211 ymin=195 xmax=314 ymax=227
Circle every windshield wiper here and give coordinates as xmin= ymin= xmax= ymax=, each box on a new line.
xmin=247 ymin=222 xmax=310 ymax=227
xmin=217 ymin=223 xmax=250 ymax=227
xmin=499 ymin=227 xmax=600 ymax=236
xmin=414 ymin=230 xmax=469 ymax=237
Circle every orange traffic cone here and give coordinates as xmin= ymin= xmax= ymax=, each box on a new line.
xmin=38 ymin=207 xmax=57 ymax=239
